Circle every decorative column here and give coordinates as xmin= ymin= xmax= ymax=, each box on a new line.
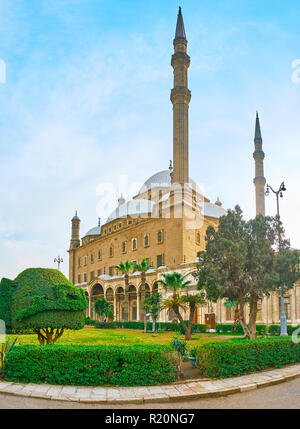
xmin=113 ymin=294 xmax=117 ymax=321
xmin=296 ymin=285 xmax=300 ymax=323
xmin=137 ymin=293 xmax=140 ymax=321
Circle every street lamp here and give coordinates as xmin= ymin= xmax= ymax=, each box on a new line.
xmin=265 ymin=181 xmax=288 ymax=336
xmin=54 ymin=256 xmax=63 ymax=271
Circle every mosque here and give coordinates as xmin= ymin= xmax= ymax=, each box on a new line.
xmin=68 ymin=8 xmax=300 ymax=325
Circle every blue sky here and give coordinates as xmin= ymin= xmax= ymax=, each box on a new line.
xmin=0 ymin=0 xmax=300 ymax=279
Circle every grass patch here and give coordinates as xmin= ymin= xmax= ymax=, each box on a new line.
xmin=13 ymin=328 xmax=240 ymax=347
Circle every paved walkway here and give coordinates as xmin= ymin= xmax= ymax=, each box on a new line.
xmin=1 ymin=364 xmax=300 ymax=404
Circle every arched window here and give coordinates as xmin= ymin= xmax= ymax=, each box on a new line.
xmin=132 ymin=238 xmax=137 ymax=250
xmin=122 ymin=242 xmax=126 ymax=253
xmin=98 ymin=250 xmax=101 ymax=260
xmin=196 ymin=232 xmax=200 ymax=244
xmin=157 ymin=230 xmax=163 ymax=244
xmin=144 ymin=234 xmax=149 ymax=247
xmin=109 ymin=246 xmax=113 ymax=257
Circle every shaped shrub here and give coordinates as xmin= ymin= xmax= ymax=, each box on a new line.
xmin=196 ymin=338 xmax=300 ymax=378
xmin=3 ymin=344 xmax=178 ymax=386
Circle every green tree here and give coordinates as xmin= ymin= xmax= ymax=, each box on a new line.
xmin=158 ymin=272 xmax=203 ymax=340
xmin=195 ymin=207 xmax=278 ymax=339
xmin=0 ymin=268 xmax=87 ymax=344
xmin=142 ymin=292 xmax=162 ymax=332
xmin=133 ymin=257 xmax=153 ymax=321
xmin=94 ymin=297 xmax=114 ymax=320
xmin=272 ymin=218 xmax=300 ymax=311
xmin=114 ymin=260 xmax=134 ymax=321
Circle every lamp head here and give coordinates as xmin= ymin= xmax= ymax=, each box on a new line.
xmin=265 ymin=186 xmax=270 ymax=196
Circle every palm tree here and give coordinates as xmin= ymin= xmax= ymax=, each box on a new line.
xmin=142 ymin=292 xmax=162 ymax=332
xmin=114 ymin=260 xmax=134 ymax=321
xmin=94 ymin=297 xmax=114 ymax=321
xmin=158 ymin=272 xmax=196 ymax=340
xmin=133 ymin=257 xmax=153 ymax=321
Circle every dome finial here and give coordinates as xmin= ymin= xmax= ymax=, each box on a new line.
xmin=169 ymin=160 xmax=173 ymax=170
xmin=98 ymin=217 xmax=101 ymax=227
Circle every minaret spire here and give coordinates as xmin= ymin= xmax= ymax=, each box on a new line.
xmin=253 ymin=112 xmax=266 ymax=216
xmin=171 ymin=7 xmax=191 ymax=185
xmin=175 ymin=7 xmax=186 ymax=39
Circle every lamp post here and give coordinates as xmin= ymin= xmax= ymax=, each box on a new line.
xmin=265 ymin=181 xmax=287 ymax=336
xmin=54 ymin=256 xmax=63 ymax=271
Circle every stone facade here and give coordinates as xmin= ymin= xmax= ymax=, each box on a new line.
xmin=68 ymin=8 xmax=300 ymax=326
xmin=78 ymin=262 xmax=300 ymax=325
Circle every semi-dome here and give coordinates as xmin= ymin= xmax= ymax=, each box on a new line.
xmin=85 ymin=226 xmax=101 ymax=237
xmin=106 ymin=199 xmax=155 ymax=224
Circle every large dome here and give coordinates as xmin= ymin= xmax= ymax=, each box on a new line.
xmin=138 ymin=169 xmax=198 ymax=194
xmin=139 ymin=170 xmax=172 ymax=194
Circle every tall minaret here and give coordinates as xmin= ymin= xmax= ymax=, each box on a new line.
xmin=171 ymin=7 xmax=191 ymax=185
xmin=253 ymin=112 xmax=266 ymax=216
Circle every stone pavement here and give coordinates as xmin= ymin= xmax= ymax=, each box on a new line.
xmin=0 ymin=364 xmax=300 ymax=404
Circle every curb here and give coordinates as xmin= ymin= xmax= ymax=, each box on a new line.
xmin=1 ymin=364 xmax=300 ymax=404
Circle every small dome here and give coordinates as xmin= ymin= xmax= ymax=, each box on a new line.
xmin=72 ymin=210 xmax=80 ymax=221
xmin=85 ymin=226 xmax=101 ymax=237
xmin=201 ymin=202 xmax=227 ymax=219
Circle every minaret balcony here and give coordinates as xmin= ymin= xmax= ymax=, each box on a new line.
xmin=253 ymin=149 xmax=265 ymax=160
xmin=170 ymin=87 xmax=191 ymax=103
xmin=171 ymin=52 xmax=190 ymax=67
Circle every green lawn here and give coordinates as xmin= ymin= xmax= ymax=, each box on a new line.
xmin=13 ymin=328 xmax=240 ymax=347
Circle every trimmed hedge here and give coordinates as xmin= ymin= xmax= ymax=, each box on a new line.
xmin=2 ymin=344 xmax=178 ymax=386
xmin=94 ymin=322 xmax=116 ymax=329
xmin=196 ymin=338 xmax=300 ymax=378
xmin=95 ymin=320 xmax=208 ymax=333
xmin=85 ymin=317 xmax=97 ymax=326
xmin=216 ymin=324 xmax=300 ymax=336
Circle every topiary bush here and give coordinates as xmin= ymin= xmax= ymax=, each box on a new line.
xmin=0 ymin=268 xmax=87 ymax=344
xmin=2 ymin=344 xmax=178 ymax=386
xmin=196 ymin=337 xmax=300 ymax=378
